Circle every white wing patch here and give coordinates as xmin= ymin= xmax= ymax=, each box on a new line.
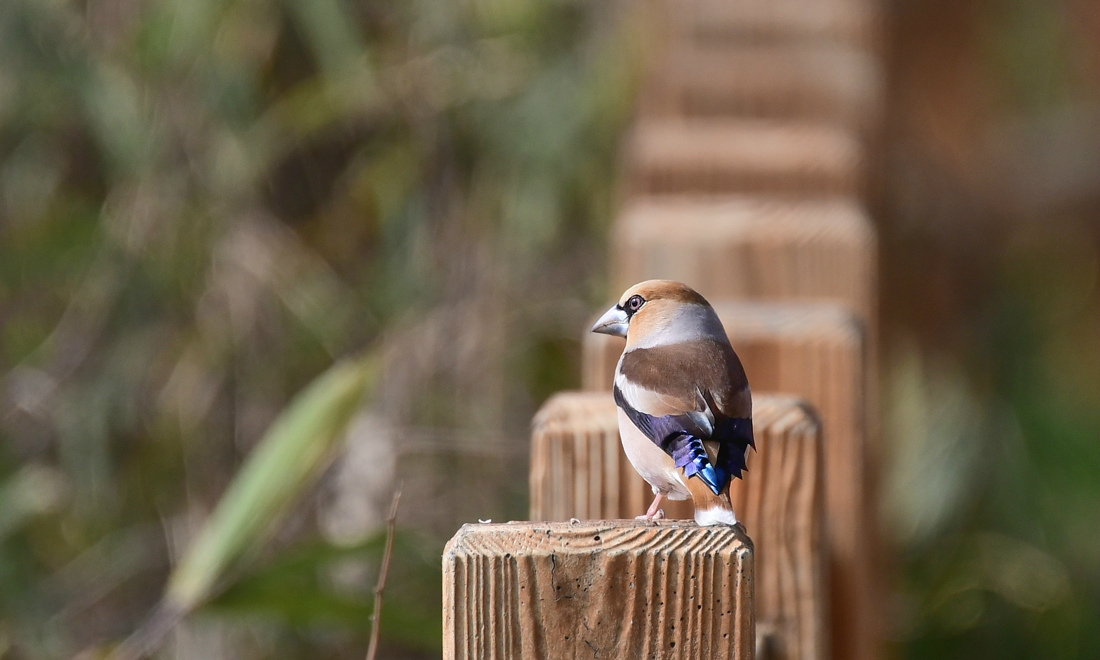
xmin=614 ymin=370 xmax=716 ymax=437
xmin=615 ymin=370 xmax=684 ymax=415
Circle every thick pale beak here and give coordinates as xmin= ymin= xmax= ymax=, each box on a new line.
xmin=591 ymin=305 xmax=629 ymax=337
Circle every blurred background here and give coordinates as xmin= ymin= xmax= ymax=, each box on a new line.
xmin=0 ymin=0 xmax=1098 ymax=658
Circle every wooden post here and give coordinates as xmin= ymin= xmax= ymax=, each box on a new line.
xmin=657 ymin=0 xmax=884 ymax=51
xmin=622 ymin=120 xmax=862 ymax=196
xmin=530 ymin=393 xmax=824 ymax=660
xmin=443 ymin=520 xmax=754 ymax=660
xmin=528 ymin=392 xmax=647 ymax=521
xmin=638 ymin=42 xmax=882 ymax=133
xmin=610 ymin=197 xmax=877 ymax=328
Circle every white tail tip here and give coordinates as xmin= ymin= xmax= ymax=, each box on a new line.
xmin=695 ymin=506 xmax=738 ymax=526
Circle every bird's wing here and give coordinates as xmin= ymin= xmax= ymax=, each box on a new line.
xmin=613 ymin=378 xmax=712 ymax=440
xmin=615 ymin=339 xmax=755 ymax=490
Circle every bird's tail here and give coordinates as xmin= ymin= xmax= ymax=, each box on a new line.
xmin=681 ymin=471 xmax=738 ymax=526
xmin=670 ymin=434 xmax=723 ymax=494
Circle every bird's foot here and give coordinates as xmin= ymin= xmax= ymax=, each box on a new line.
xmin=639 ymin=492 xmax=665 ymax=520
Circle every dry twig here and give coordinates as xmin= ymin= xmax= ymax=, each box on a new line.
xmin=366 ymin=484 xmax=403 ymax=660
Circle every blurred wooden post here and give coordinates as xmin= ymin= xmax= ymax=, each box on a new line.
xmin=530 ymin=393 xmax=825 ymax=660
xmin=639 ymin=42 xmax=882 ymax=133
xmin=622 ymin=120 xmax=863 ymax=196
xmin=528 ymin=392 xmax=647 ymax=520
xmin=656 ymin=0 xmax=884 ymax=51
xmin=569 ymin=0 xmax=888 ymax=657
xmin=610 ymin=197 xmax=877 ymax=327
xmin=443 ymin=520 xmax=754 ymax=660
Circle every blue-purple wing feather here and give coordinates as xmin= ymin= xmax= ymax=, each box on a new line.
xmin=614 ymin=385 xmax=754 ymax=494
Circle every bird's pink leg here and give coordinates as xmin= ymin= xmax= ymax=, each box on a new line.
xmin=635 ymin=492 xmax=665 ymax=520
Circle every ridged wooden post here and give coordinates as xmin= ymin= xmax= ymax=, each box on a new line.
xmin=657 ymin=0 xmax=883 ymax=51
xmin=639 ymin=42 xmax=882 ymax=133
xmin=610 ymin=197 xmax=877 ymax=328
xmin=622 ymin=120 xmax=862 ymax=197
xmin=528 ymin=392 xmax=647 ymax=521
xmin=530 ymin=393 xmax=824 ymax=660
xmin=443 ymin=520 xmax=754 ymax=660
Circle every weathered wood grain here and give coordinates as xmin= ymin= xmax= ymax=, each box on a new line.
xmin=622 ymin=120 xmax=863 ymax=197
xmin=444 ymin=520 xmax=754 ymax=660
xmin=529 ymin=393 xmax=824 ymax=660
xmin=530 ymin=392 xmax=648 ymax=520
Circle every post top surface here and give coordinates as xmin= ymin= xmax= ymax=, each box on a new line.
xmin=445 ymin=519 xmax=753 ymax=560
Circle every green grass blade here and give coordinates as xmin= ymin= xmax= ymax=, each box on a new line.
xmin=164 ymin=352 xmax=377 ymax=612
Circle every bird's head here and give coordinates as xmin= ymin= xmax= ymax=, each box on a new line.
xmin=591 ymin=280 xmax=719 ymax=349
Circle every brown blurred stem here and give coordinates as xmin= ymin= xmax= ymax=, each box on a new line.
xmin=106 ymin=601 xmax=187 ymax=660
xmin=366 ymin=483 xmax=402 ymax=660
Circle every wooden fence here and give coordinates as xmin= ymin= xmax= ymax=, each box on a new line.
xmin=444 ymin=0 xmax=885 ymax=656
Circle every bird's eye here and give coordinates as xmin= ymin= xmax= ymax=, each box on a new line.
xmin=626 ymin=295 xmax=645 ymax=313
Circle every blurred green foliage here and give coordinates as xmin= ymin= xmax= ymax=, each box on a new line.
xmin=165 ymin=353 xmax=375 ymax=616
xmin=2 ymin=0 xmax=1099 ymax=659
xmin=206 ymin=529 xmax=443 ymax=655
xmin=0 ymin=0 xmax=646 ymax=657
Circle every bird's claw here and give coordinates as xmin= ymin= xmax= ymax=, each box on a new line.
xmin=635 ymin=509 xmax=665 ymax=521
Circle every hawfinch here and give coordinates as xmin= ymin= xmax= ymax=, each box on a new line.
xmin=591 ymin=280 xmax=753 ymax=526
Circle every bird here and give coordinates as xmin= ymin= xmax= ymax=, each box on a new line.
xmin=591 ymin=280 xmax=754 ymax=526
